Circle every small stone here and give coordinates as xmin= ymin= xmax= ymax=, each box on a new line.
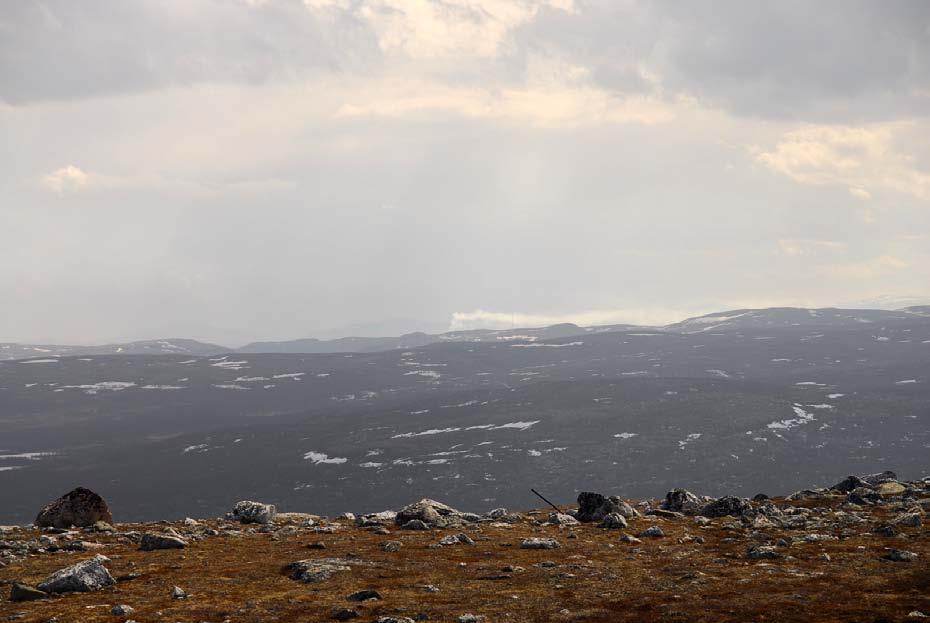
xmin=333 ymin=608 xmax=359 ymax=621
xmin=111 ymin=605 xmax=134 ymax=616
xmin=620 ymin=534 xmax=642 ymax=544
xmin=382 ymin=540 xmax=402 ymax=552
xmin=746 ymin=545 xmax=783 ymax=560
xmin=599 ymin=513 xmax=628 ymax=529
xmin=346 ymin=589 xmax=381 ymax=601
xmin=172 ymin=585 xmax=189 ymax=599
xmin=307 ymin=542 xmax=327 ymax=550
xmin=459 ymin=615 xmax=484 ymax=623
xmin=401 ymin=519 xmax=430 ymax=531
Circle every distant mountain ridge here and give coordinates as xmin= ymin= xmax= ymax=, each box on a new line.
xmin=2 ymin=306 xmax=926 ymax=360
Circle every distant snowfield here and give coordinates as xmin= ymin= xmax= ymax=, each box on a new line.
xmin=392 ymin=420 xmax=539 ymax=439
xmin=303 ymin=451 xmax=348 ymax=465
xmin=614 ymin=432 xmax=638 ymax=439
xmin=18 ymin=358 xmax=59 ymax=364
xmin=511 ymin=342 xmax=583 ymax=349
xmin=59 ymin=381 xmax=135 ymax=395
xmin=767 ymin=405 xmax=816 ymax=431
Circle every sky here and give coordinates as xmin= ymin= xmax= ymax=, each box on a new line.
xmin=1 ymin=0 xmax=929 ymax=345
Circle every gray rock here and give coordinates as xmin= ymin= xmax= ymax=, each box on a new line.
xmin=9 ymin=583 xmax=47 ymax=602
xmin=701 ymin=496 xmax=751 ymax=518
xmin=620 ymin=534 xmax=642 ymax=544
xmin=375 ymin=618 xmax=415 ymax=623
xmin=662 ymin=488 xmax=702 ymax=514
xmin=884 ymin=549 xmax=919 ymax=562
xmin=172 ymin=585 xmax=188 ymax=599
xmin=400 ymin=519 xmax=430 ymax=531
xmin=831 ymin=475 xmax=869 ymax=493
xmin=637 ymin=526 xmax=665 ymax=538
xmin=459 ymin=615 xmax=485 ymax=623
xmin=576 ymin=492 xmax=637 ymax=522
xmin=438 ymin=533 xmax=475 ymax=546
xmin=139 ymin=533 xmax=187 ymax=551
xmin=285 ymin=558 xmax=352 ymax=583
xmin=37 ymin=555 xmax=115 ymax=593
xmin=111 ymin=605 xmax=134 ymax=616
xmin=599 ymin=513 xmax=628 ymax=529
xmin=546 ymin=513 xmax=579 ymax=526
xmin=862 ymin=471 xmax=898 ymax=486
xmin=395 ymin=498 xmax=464 ymax=528
xmin=346 ymin=589 xmax=381 ymax=601
xmin=35 ymin=487 xmax=114 ymax=529
xmin=746 ymin=545 xmax=783 ymax=560
xmin=893 ymin=512 xmax=922 ymax=528
xmin=382 ymin=540 xmax=402 ymax=552
xmin=333 ymin=608 xmax=359 ymax=621
xmin=520 ymin=538 xmax=561 ymax=549
xmin=354 ymin=510 xmax=397 ymax=528
xmin=230 ymin=500 xmax=277 ymax=524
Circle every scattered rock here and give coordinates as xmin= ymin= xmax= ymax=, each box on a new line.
xmin=884 ymin=549 xmax=918 ymax=562
xmin=892 ymin=512 xmax=922 ymax=528
xmin=662 ymin=489 xmax=702 ymax=514
xmin=459 ymin=615 xmax=485 ymax=623
xmin=111 ymin=605 xmax=134 ymax=616
xmin=139 ymin=533 xmax=187 ymax=551
xmin=546 ymin=513 xmax=579 ymax=526
xmin=401 ymin=519 xmax=430 ymax=531
xmin=862 ymin=471 xmax=898 ymax=486
xmin=599 ymin=513 xmax=628 ymax=529
xmin=746 ymin=545 xmax=783 ymax=560
xmin=35 ymin=488 xmax=113 ymax=529
xmin=9 ymin=583 xmax=47 ymax=602
xmin=520 ymin=538 xmax=560 ymax=550
xmin=701 ymin=496 xmax=751 ymax=518
xmin=333 ymin=608 xmax=360 ymax=621
xmin=37 ymin=555 xmax=115 ymax=593
xmin=346 ymin=589 xmax=381 ymax=602
xmin=230 ymin=500 xmax=277 ymax=524
xmin=396 ymin=499 xmax=464 ymax=529
xmin=438 ymin=533 xmax=475 ymax=546
xmin=620 ymin=534 xmax=642 ymax=544
xmin=576 ymin=492 xmax=637 ymax=522
xmin=831 ymin=475 xmax=868 ymax=493
xmin=172 ymin=585 xmax=188 ymax=599
xmin=637 ymin=526 xmax=665 ymax=538
xmin=285 ymin=558 xmax=353 ymax=583
xmin=382 ymin=540 xmax=402 ymax=552
xmin=375 ymin=618 xmax=415 ymax=623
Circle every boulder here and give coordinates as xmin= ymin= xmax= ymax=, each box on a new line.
xmin=746 ymin=545 xmax=783 ymax=560
xmin=139 ymin=533 xmax=187 ymax=551
xmin=37 ymin=555 xmax=115 ymax=593
xmin=35 ymin=487 xmax=113 ymax=529
xmin=662 ymin=489 xmax=702 ymax=514
xmin=546 ymin=513 xmax=579 ymax=526
xmin=884 ymin=549 xmax=918 ymax=562
xmin=576 ymin=492 xmax=637 ymax=522
xmin=395 ymin=499 xmax=464 ymax=528
xmin=230 ymin=500 xmax=276 ymax=524
xmin=637 ymin=526 xmax=665 ymax=538
xmin=701 ymin=496 xmax=752 ymax=518
xmin=862 ymin=471 xmax=898 ymax=486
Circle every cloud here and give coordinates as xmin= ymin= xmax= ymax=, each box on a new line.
xmin=755 ymin=124 xmax=930 ymax=201
xmin=820 ymin=255 xmax=909 ymax=279
xmin=777 ymin=239 xmax=845 ymax=257
xmin=449 ymin=307 xmax=695 ymax=330
xmin=42 ymin=165 xmax=90 ymax=193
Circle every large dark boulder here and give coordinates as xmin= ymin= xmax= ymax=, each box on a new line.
xmin=701 ymin=495 xmax=751 ymax=518
xmin=831 ymin=475 xmax=868 ymax=493
xmin=35 ymin=487 xmax=113 ymax=529
xmin=577 ymin=492 xmax=636 ymax=522
xmin=662 ymin=488 xmax=702 ymax=514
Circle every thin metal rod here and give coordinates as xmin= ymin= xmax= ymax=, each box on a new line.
xmin=530 ymin=488 xmax=562 ymax=513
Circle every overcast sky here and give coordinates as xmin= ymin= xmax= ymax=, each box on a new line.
xmin=2 ymin=0 xmax=929 ymax=345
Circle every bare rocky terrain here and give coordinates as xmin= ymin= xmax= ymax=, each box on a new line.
xmin=2 ymin=473 xmax=929 ymax=622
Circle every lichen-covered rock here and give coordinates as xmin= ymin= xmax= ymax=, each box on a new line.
xmin=576 ymin=492 xmax=638 ymax=522
xmin=230 ymin=500 xmax=276 ymax=524
xmin=395 ymin=499 xmax=464 ymax=528
xmin=701 ymin=496 xmax=752 ymax=518
xmin=37 ymin=555 xmax=115 ymax=593
xmin=884 ymin=549 xmax=918 ymax=562
xmin=599 ymin=513 xmax=628 ymax=529
xmin=746 ymin=545 xmax=783 ymax=560
xmin=520 ymin=538 xmax=560 ymax=549
xmin=35 ymin=487 xmax=113 ymax=529
xmin=546 ymin=512 xmax=579 ymax=526
xmin=285 ymin=558 xmax=352 ymax=583
xmin=662 ymin=489 xmax=702 ymax=514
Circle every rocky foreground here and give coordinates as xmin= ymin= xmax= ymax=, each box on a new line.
xmin=1 ymin=473 xmax=929 ymax=623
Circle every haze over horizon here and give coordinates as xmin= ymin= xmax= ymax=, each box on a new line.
xmin=3 ymin=1 xmax=930 ymax=345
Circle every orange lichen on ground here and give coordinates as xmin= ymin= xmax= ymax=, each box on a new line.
xmin=1 ymin=499 xmax=928 ymax=623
